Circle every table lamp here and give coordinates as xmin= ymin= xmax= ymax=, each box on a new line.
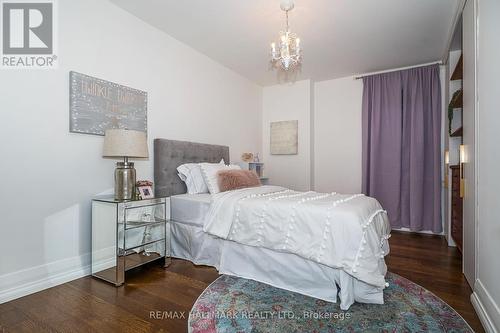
xmin=103 ymin=129 xmax=149 ymax=200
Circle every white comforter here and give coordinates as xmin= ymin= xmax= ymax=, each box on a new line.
xmin=204 ymin=186 xmax=391 ymax=288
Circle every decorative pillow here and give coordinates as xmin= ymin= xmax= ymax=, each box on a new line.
xmin=177 ymin=163 xmax=209 ymax=194
xmin=199 ymin=161 xmax=241 ymax=194
xmin=218 ymin=170 xmax=262 ymax=192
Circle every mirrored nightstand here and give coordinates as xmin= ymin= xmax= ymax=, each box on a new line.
xmin=91 ymin=196 xmax=171 ymax=286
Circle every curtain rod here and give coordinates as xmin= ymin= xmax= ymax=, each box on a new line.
xmin=354 ymin=61 xmax=443 ymax=80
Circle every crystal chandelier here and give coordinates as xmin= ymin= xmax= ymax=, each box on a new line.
xmin=270 ymin=0 xmax=302 ymax=71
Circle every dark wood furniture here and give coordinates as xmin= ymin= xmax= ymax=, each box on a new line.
xmin=450 ymin=126 xmax=463 ymax=137
xmin=450 ymin=165 xmax=463 ymax=252
xmin=449 ymin=54 xmax=463 ymax=139
xmin=451 ymin=54 xmax=463 ymax=81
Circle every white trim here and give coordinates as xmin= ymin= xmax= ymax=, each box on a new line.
xmin=353 ymin=61 xmax=443 ymax=80
xmin=472 ymin=0 xmax=480 ymax=287
xmin=0 ymin=253 xmax=91 ymax=304
xmin=392 ymin=227 xmax=444 ymax=236
xmin=460 ymin=0 xmax=479 ymax=287
xmin=471 ymin=279 xmax=500 ymax=333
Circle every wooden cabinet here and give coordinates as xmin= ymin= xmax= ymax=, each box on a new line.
xmin=450 ymin=165 xmax=463 ymax=252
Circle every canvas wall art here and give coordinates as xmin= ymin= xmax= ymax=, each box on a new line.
xmin=69 ymin=71 xmax=147 ymax=135
xmin=270 ymin=120 xmax=298 ymax=155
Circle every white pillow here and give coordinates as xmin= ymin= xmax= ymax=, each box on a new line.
xmin=199 ymin=161 xmax=241 ymax=194
xmin=177 ymin=163 xmax=209 ymax=194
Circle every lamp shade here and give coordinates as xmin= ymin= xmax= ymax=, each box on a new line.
xmin=103 ymin=129 xmax=149 ymax=158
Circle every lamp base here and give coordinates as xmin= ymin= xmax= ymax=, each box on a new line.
xmin=115 ymin=162 xmax=136 ymax=200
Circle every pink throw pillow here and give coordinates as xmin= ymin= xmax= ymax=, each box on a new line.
xmin=217 ymin=170 xmax=262 ymax=192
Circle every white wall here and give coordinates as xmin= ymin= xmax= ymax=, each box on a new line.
xmin=262 ymin=80 xmax=312 ymax=191
xmin=314 ymin=77 xmax=363 ymax=194
xmin=0 ymin=0 xmax=262 ymax=302
xmin=261 ymin=76 xmax=363 ymax=194
xmin=472 ymin=0 xmax=500 ymax=331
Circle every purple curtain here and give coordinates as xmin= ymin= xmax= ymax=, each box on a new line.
xmin=362 ymin=65 xmax=442 ymax=233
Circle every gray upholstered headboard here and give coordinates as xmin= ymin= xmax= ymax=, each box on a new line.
xmin=154 ymin=138 xmax=230 ymax=197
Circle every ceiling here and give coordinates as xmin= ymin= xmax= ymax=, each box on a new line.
xmin=111 ymin=0 xmax=460 ymax=86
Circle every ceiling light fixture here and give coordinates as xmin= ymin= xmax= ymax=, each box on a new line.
xmin=270 ymin=0 xmax=302 ymax=71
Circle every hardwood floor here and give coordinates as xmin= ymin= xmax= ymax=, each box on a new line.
xmin=386 ymin=231 xmax=483 ymax=332
xmin=0 ymin=232 xmax=483 ymax=332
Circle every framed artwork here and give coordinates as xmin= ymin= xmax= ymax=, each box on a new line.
xmin=69 ymin=71 xmax=147 ymax=135
xmin=137 ymin=186 xmax=154 ymax=200
xmin=136 ymin=180 xmax=154 ymax=200
xmin=270 ymin=120 xmax=298 ymax=155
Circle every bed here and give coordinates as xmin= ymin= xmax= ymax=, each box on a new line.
xmin=154 ymin=138 xmax=391 ymax=310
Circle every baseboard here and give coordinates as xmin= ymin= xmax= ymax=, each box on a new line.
xmin=471 ymin=279 xmax=500 ymax=333
xmin=0 ymin=253 xmax=91 ymax=304
xmin=392 ymin=227 xmax=444 ymax=236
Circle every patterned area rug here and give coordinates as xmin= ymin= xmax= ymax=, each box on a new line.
xmin=189 ymin=272 xmax=473 ymax=333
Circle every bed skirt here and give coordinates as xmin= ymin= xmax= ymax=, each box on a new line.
xmin=170 ymin=220 xmax=384 ymax=310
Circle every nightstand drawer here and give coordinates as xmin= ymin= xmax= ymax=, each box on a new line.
xmin=124 ymin=203 xmax=167 ymax=228
xmin=124 ymin=223 xmax=166 ymax=250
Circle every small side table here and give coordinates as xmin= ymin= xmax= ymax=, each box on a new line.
xmin=91 ymin=196 xmax=171 ymax=286
xmin=239 ymin=161 xmax=269 ymax=185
